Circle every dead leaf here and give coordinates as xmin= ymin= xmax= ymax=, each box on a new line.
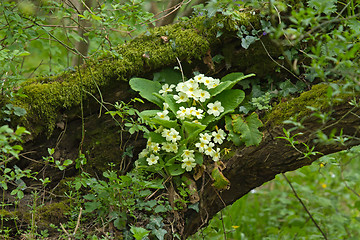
xmin=160 ymin=36 xmax=169 ymax=43
xmin=203 ymin=49 xmax=215 ymax=72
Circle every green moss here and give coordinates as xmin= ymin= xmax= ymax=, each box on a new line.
xmin=8 ymin=13 xmax=261 ymax=137
xmin=37 ymin=201 xmax=70 ymax=226
xmin=265 ymin=83 xmax=330 ymax=126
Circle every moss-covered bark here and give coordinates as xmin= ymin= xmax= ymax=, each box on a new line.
xmin=5 ymin=12 xmax=261 ymax=137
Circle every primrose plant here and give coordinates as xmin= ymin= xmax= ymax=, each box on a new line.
xmin=129 ymin=72 xmax=255 ymax=176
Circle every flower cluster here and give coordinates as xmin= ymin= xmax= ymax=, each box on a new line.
xmin=139 ymin=74 xmax=228 ymax=173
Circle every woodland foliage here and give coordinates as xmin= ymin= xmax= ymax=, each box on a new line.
xmin=0 ymin=0 xmax=360 ymax=239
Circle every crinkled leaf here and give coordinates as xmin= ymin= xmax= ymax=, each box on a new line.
xmin=225 ymin=115 xmax=242 ymax=146
xmin=232 ymin=113 xmax=263 ymax=146
xmin=308 ymin=0 xmax=337 ymax=14
xmin=129 ymin=78 xmax=163 ymax=107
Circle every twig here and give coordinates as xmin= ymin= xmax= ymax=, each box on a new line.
xmin=176 ymin=57 xmax=185 ymax=82
xmin=59 ymin=223 xmax=71 ymax=240
xmin=73 ymin=207 xmax=83 ymax=235
xmin=220 ymin=210 xmax=227 ymax=240
xmin=282 ymin=173 xmax=328 ymax=240
xmin=59 ymin=207 xmax=82 ymax=239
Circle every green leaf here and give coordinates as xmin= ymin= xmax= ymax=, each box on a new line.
xmin=182 ymin=121 xmax=206 ymax=143
xmin=211 ymin=167 xmax=230 ymax=190
xmin=129 ymin=78 xmax=163 ymax=107
xmin=145 ymin=179 xmax=164 ymax=189
xmin=17 ymin=51 xmax=30 ymax=57
xmin=279 ymin=80 xmax=299 ymax=97
xmin=188 ymin=202 xmax=199 ymax=212
xmin=232 ymin=113 xmax=263 ymax=146
xmin=154 ymin=204 xmax=169 ymax=213
xmin=14 ymin=126 xmax=28 ymax=135
xmin=194 ymin=152 xmax=203 ymax=165
xmin=166 ymin=164 xmax=185 ymax=176
xmin=153 ymin=68 xmax=183 ymax=84
xmin=355 ymin=200 xmax=360 ymax=211
xmin=209 ymin=73 xmax=254 ymax=98
xmin=163 ymin=94 xmax=180 ymax=116
xmin=225 ymin=115 xmax=242 ymax=146
xmin=221 ymin=72 xmax=250 ymax=82
xmin=152 ymin=228 xmax=167 ymax=240
xmin=147 ymin=215 xmax=164 ymax=228
xmin=114 ymin=217 xmax=126 ymax=230
xmin=84 ymin=201 xmax=102 ymax=213
xmin=63 ymin=159 xmax=73 ymax=166
xmin=202 ymin=89 xmax=245 ymax=125
xmin=139 ymin=110 xmax=159 ymax=119
xmin=130 ymin=226 xmax=150 ymax=240
xmin=151 ymin=118 xmax=178 ymax=129
xmin=13 ymin=107 xmax=27 ymax=117
xmin=147 ymin=132 xmax=166 ymax=143
xmin=47 ymin=148 xmax=54 ymax=155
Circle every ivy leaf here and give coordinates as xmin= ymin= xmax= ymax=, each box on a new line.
xmin=130 ymin=226 xmax=150 ymax=240
xmin=152 ymin=228 xmax=167 ymax=240
xmin=279 ymin=80 xmax=299 ymax=97
xmin=232 ymin=113 xmax=263 ymax=146
xmin=147 ymin=215 xmax=164 ymax=229
xmin=241 ymin=36 xmax=258 ymax=49
xmin=129 ymin=78 xmax=162 ymax=107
